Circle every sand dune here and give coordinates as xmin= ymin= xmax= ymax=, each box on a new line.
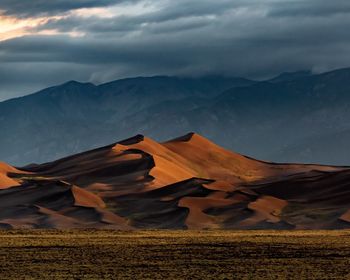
xmin=0 ymin=162 xmax=23 ymax=189
xmin=1 ymin=132 xmax=350 ymax=229
xmin=0 ymin=179 xmax=130 ymax=229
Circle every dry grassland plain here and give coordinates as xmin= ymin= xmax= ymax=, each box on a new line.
xmin=0 ymin=230 xmax=349 ymax=279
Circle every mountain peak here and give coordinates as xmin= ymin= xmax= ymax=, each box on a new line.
xmin=64 ymin=80 xmax=82 ymax=85
xmin=63 ymin=80 xmax=95 ymax=87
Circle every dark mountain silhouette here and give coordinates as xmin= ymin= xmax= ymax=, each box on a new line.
xmin=0 ymin=76 xmax=254 ymax=165
xmin=1 ymin=68 xmax=350 ymax=165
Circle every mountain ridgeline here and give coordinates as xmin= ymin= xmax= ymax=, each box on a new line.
xmin=1 ymin=69 xmax=350 ymax=166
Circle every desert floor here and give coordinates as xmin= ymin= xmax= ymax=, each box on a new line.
xmin=0 ymin=230 xmax=349 ymax=279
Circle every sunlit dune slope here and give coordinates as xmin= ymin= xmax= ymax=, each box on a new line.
xmin=0 ymin=162 xmax=24 ymax=189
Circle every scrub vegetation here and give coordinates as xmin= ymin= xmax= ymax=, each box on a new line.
xmin=0 ymin=230 xmax=349 ymax=279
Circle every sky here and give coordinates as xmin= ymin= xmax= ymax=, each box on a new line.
xmin=0 ymin=0 xmax=350 ymax=101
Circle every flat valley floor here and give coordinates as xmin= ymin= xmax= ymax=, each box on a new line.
xmin=0 ymin=230 xmax=349 ymax=279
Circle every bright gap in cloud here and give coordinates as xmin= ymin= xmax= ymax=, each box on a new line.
xmin=0 ymin=1 xmax=160 ymax=41
xmin=72 ymin=1 xmax=160 ymax=18
xmin=0 ymin=10 xmax=70 ymax=41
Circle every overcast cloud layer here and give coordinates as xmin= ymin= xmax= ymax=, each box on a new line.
xmin=0 ymin=0 xmax=350 ymax=100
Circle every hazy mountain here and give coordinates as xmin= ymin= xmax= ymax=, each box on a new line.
xmin=0 ymin=76 xmax=254 ymax=165
xmin=114 ymin=68 xmax=350 ymax=165
xmin=1 ymin=68 xmax=350 ymax=166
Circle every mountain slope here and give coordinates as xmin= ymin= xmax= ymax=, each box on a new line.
xmin=0 ymin=133 xmax=348 ymax=229
xmin=2 ymin=68 xmax=350 ymax=166
xmin=124 ymin=68 xmax=350 ymax=164
xmin=268 ymin=70 xmax=312 ymax=83
xmin=0 ymin=76 xmax=254 ymax=165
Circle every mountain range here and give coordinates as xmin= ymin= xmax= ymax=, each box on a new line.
xmin=1 ymin=68 xmax=350 ymax=166
xmin=1 ymin=133 xmax=350 ymax=229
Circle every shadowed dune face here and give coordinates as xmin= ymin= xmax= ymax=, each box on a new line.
xmin=0 ymin=180 xmax=130 ymax=229
xmin=1 ymin=133 xmax=350 ymax=229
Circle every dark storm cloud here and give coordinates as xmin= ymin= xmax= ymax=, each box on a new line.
xmin=268 ymin=0 xmax=350 ymax=17
xmin=1 ymin=0 xmax=350 ymax=100
xmin=37 ymin=0 xmax=238 ymax=34
xmin=0 ymin=0 xmax=122 ymax=17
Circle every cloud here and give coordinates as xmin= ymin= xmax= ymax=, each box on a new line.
xmin=268 ymin=0 xmax=350 ymax=17
xmin=0 ymin=0 xmax=121 ymax=17
xmin=1 ymin=0 xmax=350 ymax=100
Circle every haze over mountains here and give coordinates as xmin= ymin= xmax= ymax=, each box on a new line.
xmin=1 ymin=133 xmax=350 ymax=230
xmin=1 ymin=68 xmax=350 ymax=166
